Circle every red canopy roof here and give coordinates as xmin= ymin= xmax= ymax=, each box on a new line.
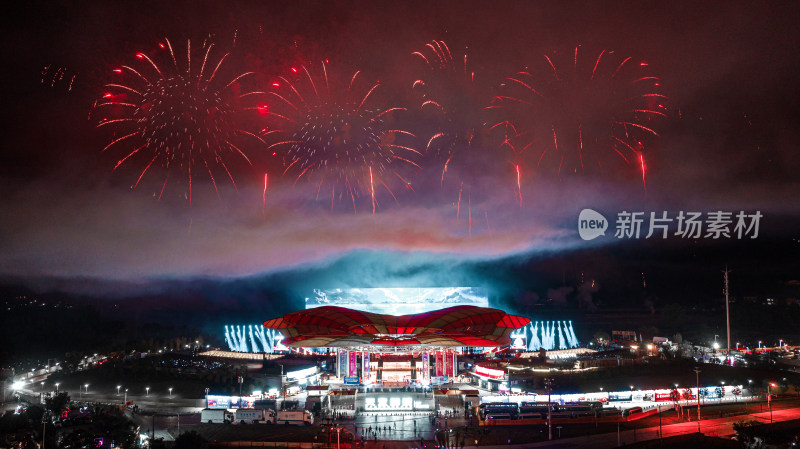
xmin=263 ymin=305 xmax=530 ymax=348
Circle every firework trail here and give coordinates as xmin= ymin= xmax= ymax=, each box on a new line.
xmin=262 ymin=172 xmax=269 ymax=218
xmin=411 ymin=40 xmax=489 ymax=185
xmin=41 ymin=65 xmax=78 ymax=91
xmin=263 ymin=61 xmax=419 ymax=213
xmin=94 ymin=38 xmax=265 ymax=203
xmin=489 ymin=46 xmax=667 ymax=196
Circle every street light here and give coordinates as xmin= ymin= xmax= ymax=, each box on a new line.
xmin=55 ymin=383 xmax=59 ymax=393
xmin=694 ymin=368 xmax=701 ymax=434
xmin=124 ymin=388 xmax=128 ymax=405
xmin=169 ymin=387 xmax=173 ymax=398
xmin=117 ymin=385 xmax=121 ymax=396
xmin=146 ymin=386 xmax=150 ymax=397
xmin=768 ymin=383 xmax=775 ymax=425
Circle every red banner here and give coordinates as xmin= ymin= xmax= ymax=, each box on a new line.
xmin=349 ymin=351 xmax=358 ymax=377
xmin=445 ymin=352 xmax=454 ymax=377
xmin=435 ymin=351 xmax=443 ymax=377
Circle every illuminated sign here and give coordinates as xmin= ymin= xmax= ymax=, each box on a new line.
xmin=286 ymin=367 xmax=317 ymax=381
xmin=305 ymin=287 xmax=488 ymax=315
xmin=430 ymin=376 xmax=449 ymax=385
xmin=475 ymin=365 xmax=505 ymax=379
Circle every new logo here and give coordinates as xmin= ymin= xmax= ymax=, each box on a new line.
xmin=578 ymin=209 xmax=608 ymax=241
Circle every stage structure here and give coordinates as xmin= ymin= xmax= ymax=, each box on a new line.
xmin=509 ymin=320 xmax=580 ymax=351
xmin=305 ymin=287 xmax=488 ymax=315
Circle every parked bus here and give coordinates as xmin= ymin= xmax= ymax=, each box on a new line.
xmin=478 ymin=403 xmax=519 ymax=420
xmin=518 ymin=402 xmax=551 ymax=419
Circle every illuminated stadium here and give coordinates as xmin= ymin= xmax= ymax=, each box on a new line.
xmin=206 ymin=288 xmax=583 ymax=402
xmin=209 ymin=288 xmax=583 ymax=386
xmin=263 ymin=303 xmax=529 ymax=385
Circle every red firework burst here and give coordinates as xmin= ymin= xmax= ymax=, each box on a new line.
xmin=489 ymin=46 xmax=668 ymax=199
xmin=411 ymin=40 xmax=489 ymax=185
xmin=263 ymin=62 xmax=419 ymax=213
xmin=95 ymin=38 xmax=265 ymax=204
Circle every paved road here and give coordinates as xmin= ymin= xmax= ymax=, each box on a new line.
xmin=465 ymin=407 xmax=800 ymax=449
xmin=349 ymin=406 xmax=800 ymax=449
xmin=47 ymin=389 xmax=204 ymax=413
xmin=129 ymin=410 xmax=201 ymax=442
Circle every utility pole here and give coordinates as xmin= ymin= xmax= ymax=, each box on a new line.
xmin=768 ymin=382 xmax=774 ymax=427
xmin=280 ymin=364 xmax=285 ymax=410
xmin=694 ymin=367 xmax=701 ymax=434
xmin=723 ymin=266 xmax=732 ymax=355
xmin=658 ymin=404 xmax=662 ymax=445
xmin=548 ymin=379 xmax=553 ymax=441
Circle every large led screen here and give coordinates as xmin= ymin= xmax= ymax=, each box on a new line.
xmin=304 ymin=287 xmax=488 ymax=315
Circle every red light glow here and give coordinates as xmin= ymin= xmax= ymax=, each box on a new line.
xmin=136 ymin=53 xmax=145 ymax=59
xmin=475 ymin=365 xmax=505 ymax=379
xmin=291 ymin=67 xmax=298 ymax=73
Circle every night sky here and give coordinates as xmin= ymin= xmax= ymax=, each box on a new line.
xmin=1 ymin=1 xmax=799 ymax=314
